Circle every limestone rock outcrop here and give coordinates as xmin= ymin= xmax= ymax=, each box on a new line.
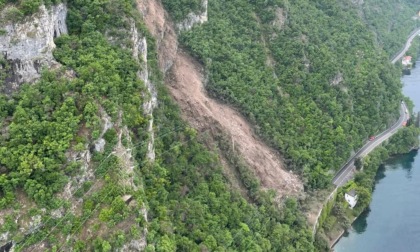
xmin=0 ymin=4 xmax=67 ymax=93
xmin=177 ymin=0 xmax=208 ymax=32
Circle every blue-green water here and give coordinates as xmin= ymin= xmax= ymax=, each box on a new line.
xmin=334 ymin=63 xmax=420 ymax=252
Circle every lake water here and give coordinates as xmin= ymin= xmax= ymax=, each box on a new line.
xmin=334 ymin=62 xmax=420 ymax=252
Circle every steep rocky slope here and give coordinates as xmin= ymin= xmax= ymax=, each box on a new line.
xmin=0 ymin=4 xmax=69 ymax=249
xmin=137 ymin=0 xmax=303 ymax=199
xmin=3 ymin=0 xmax=411 ymax=250
xmin=0 ymin=4 xmax=67 ymax=93
xmin=0 ymin=1 xmax=315 ymax=251
xmin=169 ymin=0 xmax=405 ymax=191
xmin=176 ymin=0 xmax=208 ymax=31
xmin=0 ymin=3 xmax=151 ymax=251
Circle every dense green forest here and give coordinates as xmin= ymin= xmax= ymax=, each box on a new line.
xmin=142 ymin=63 xmax=315 ymax=252
xmin=0 ymin=0 xmax=316 ymax=251
xmin=164 ymin=0 xmax=405 ymax=189
xmin=359 ymin=0 xmax=419 ymax=57
xmin=1 ymin=0 xmax=419 ymax=251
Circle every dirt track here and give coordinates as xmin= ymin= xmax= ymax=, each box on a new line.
xmin=137 ymin=0 xmax=303 ymax=198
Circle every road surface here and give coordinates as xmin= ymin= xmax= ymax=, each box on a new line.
xmin=391 ymin=28 xmax=420 ymax=64
xmin=332 ymin=102 xmax=409 ymax=187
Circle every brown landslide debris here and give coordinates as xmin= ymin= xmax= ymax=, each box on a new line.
xmin=137 ymin=0 xmax=303 ymax=199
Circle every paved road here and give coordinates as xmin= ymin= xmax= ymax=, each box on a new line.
xmin=332 ymin=102 xmax=409 ymax=187
xmin=391 ymin=28 xmax=420 ymax=64
xmin=332 ymin=26 xmax=418 ymax=187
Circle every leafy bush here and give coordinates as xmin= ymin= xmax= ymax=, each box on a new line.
xmin=20 ymin=0 xmax=41 ymax=15
xmin=2 ymin=6 xmax=23 ymax=22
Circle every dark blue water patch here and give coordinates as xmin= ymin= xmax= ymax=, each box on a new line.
xmin=383 ymin=150 xmax=417 ymax=172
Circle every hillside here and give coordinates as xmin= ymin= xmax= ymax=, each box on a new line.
xmin=0 ymin=0 xmax=416 ymax=251
xmin=356 ymin=0 xmax=419 ymax=57
xmin=171 ymin=0 xmax=404 ymax=189
xmin=0 ymin=0 xmax=313 ymax=251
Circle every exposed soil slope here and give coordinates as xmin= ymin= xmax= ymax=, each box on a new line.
xmin=137 ymin=0 xmax=303 ymax=198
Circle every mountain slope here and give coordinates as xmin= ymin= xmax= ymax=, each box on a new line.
xmin=0 ymin=0 xmax=314 ymax=251
xmin=0 ymin=0 xmax=416 ymax=251
xmin=138 ymin=0 xmax=303 ymax=200
xmin=356 ymin=0 xmax=419 ymax=57
xmin=167 ymin=0 xmax=404 ymax=189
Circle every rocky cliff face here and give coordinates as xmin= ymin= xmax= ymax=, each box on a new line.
xmin=0 ymin=3 xmax=67 ymax=93
xmin=0 ymin=2 xmax=156 ymax=250
xmin=130 ymin=21 xmax=157 ymax=162
xmin=177 ymin=0 xmax=208 ymax=32
xmin=0 ymin=5 xmax=67 ymax=249
xmin=138 ymin=0 xmax=178 ymax=73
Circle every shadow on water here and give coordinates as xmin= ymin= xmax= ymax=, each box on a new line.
xmin=342 ymin=207 xmax=372 ymax=238
xmin=383 ymin=150 xmax=418 ymax=179
xmin=352 ymin=207 xmax=371 ymax=234
xmin=369 ymin=164 xmax=386 ymax=193
xmin=400 ymin=150 xmax=418 ymax=179
xmin=374 ymin=164 xmax=386 ymax=183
